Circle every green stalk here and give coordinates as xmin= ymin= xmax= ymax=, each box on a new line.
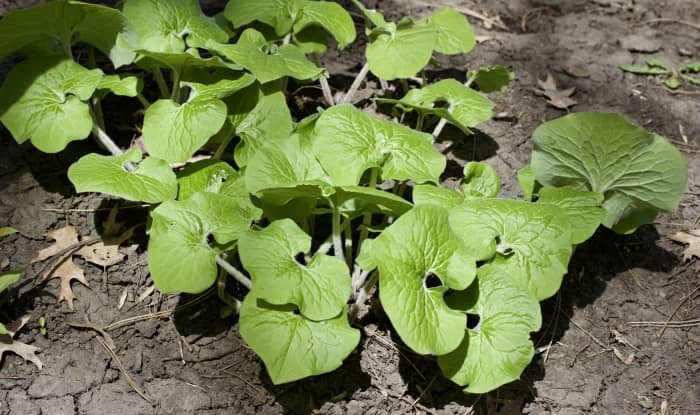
xmin=170 ymin=69 xmax=181 ymax=102
xmin=153 ymin=68 xmax=170 ymax=99
xmin=331 ymin=205 xmax=345 ymax=263
xmin=340 ymin=62 xmax=370 ymax=104
xmin=356 ymin=167 xmax=378 ymax=256
xmin=313 ymin=53 xmax=335 ymax=106
xmin=136 ymin=93 xmax=151 ymax=109
xmin=213 ymin=131 xmax=236 ymax=160
xmin=87 ymin=48 xmax=106 ymax=130
xmin=343 ymin=219 xmax=353 ymax=268
xmin=215 ymin=254 xmax=252 ymax=290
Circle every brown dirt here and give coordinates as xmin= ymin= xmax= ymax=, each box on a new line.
xmin=1 ymin=1 xmax=699 ymax=414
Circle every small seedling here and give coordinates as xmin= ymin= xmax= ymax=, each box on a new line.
xmin=620 ymin=58 xmax=700 ymax=89
xmin=38 ymin=317 xmax=47 ymax=336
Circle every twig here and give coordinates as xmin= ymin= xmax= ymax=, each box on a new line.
xmin=215 ymin=254 xmax=252 ymax=290
xmin=632 ymin=18 xmax=700 ymax=31
xmin=341 ymin=63 xmax=370 ymax=104
xmin=313 ymin=54 xmax=335 ymax=106
xmin=568 ymin=317 xmax=609 ymax=350
xmin=627 ymin=318 xmax=700 ymax=328
xmin=657 ymin=284 xmax=700 ymax=338
xmin=97 ymin=336 xmax=151 ymax=401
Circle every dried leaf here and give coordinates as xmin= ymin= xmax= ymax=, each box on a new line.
xmin=0 ymin=316 xmax=42 ymax=370
xmin=535 ymin=73 xmax=577 ymax=110
xmin=32 ymin=226 xmax=79 ymax=263
xmin=42 ymin=257 xmax=89 ymax=310
xmin=669 ymin=229 xmax=700 ymax=261
xmin=77 ymin=243 xmax=126 ymax=268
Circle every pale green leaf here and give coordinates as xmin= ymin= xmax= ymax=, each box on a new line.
xmin=224 ymin=0 xmax=294 ymax=35
xmin=0 ymin=0 xmax=136 ymax=67
xmin=68 ymin=147 xmax=177 ymax=203
xmin=470 ymin=65 xmax=514 ymax=93
xmin=366 ymin=25 xmax=436 ymax=80
xmin=679 ymin=62 xmax=700 ymax=73
xmin=208 ymin=29 xmax=324 ymax=83
xmin=0 ymin=58 xmax=102 ymax=153
xmin=184 ymin=72 xmax=255 ymax=101
xmin=449 ymin=198 xmax=574 ymax=300
xmin=399 ymin=79 xmax=494 ymax=134
xmin=123 ymin=0 xmax=227 ymax=54
xmin=148 ymin=192 xmax=257 ymax=293
xmin=239 ymin=219 xmax=351 ymax=321
xmin=0 ymin=271 xmax=21 ymax=294
xmin=334 ymin=186 xmax=412 ymax=219
xmin=97 ymin=75 xmax=142 ymax=97
xmin=176 ymin=159 xmax=237 ymax=200
xmin=413 ymin=184 xmax=464 ymax=209
xmin=531 ymin=113 xmax=687 ymax=233
xmin=665 ymin=76 xmax=681 ymax=89
xmin=516 ymin=165 xmax=536 ymax=202
xmin=0 ymin=323 xmax=6 ymax=335
xmin=239 ymin=295 xmax=360 ymax=384
xmin=0 ymin=227 xmax=17 ymax=239
xmin=226 ymin=84 xmax=294 ymax=167
xmin=461 ymin=162 xmax=500 ymax=198
xmin=536 ymin=186 xmax=605 ymax=244
xmin=312 ymin=104 xmax=445 ymax=186
xmin=619 ymin=64 xmax=668 ymax=75
xmin=417 ymin=8 xmax=475 ymax=54
xmin=357 ymin=205 xmax=482 ymax=355
xmin=135 ymin=49 xmax=240 ymax=73
xmin=439 ymin=265 xmax=542 ymax=394
xmin=142 ymin=98 xmax=227 ymax=163
xmin=295 ymin=1 xmax=356 ymax=48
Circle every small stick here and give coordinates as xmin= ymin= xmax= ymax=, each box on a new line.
xmin=341 ymin=63 xmax=370 ymax=104
xmin=313 ymin=54 xmax=335 ymax=106
xmin=215 ymin=255 xmax=252 ymax=290
xmin=97 ymin=336 xmax=151 ymax=401
xmin=632 ymin=18 xmax=700 ymax=31
xmin=657 ymin=284 xmax=700 ymax=338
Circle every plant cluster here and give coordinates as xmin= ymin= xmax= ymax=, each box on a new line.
xmin=621 ymin=58 xmax=700 ymax=89
xmin=0 ymin=0 xmax=688 ymax=393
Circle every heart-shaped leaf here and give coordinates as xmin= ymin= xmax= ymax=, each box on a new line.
xmin=68 ymin=147 xmax=177 ymax=203
xmin=176 ymin=159 xmax=237 ymax=200
xmin=0 ymin=0 xmax=136 ymax=67
xmin=366 ymin=25 xmax=436 ymax=80
xmin=531 ymin=113 xmax=687 ymax=233
xmin=96 ymin=75 xmax=142 ymax=98
xmin=461 ymin=162 xmax=500 ymax=198
xmin=0 ymin=58 xmax=102 ymax=153
xmin=417 ymin=7 xmax=475 ymax=55
xmin=239 ymin=295 xmax=360 ymax=384
xmin=358 ymin=205 xmax=486 ymax=355
xmin=536 ymin=186 xmax=605 ymax=244
xmin=312 ymin=104 xmax=445 ymax=186
xmin=439 ymin=264 xmax=542 ymax=393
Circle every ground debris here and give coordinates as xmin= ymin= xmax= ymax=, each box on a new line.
xmin=669 ymin=229 xmax=700 ymax=261
xmin=535 ymin=73 xmax=577 ymax=110
xmin=0 ymin=316 xmax=42 ymax=370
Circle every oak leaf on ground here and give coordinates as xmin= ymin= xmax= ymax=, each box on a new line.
xmin=0 ymin=316 xmax=42 ymax=370
xmin=535 ymin=73 xmax=577 ymax=110
xmin=669 ymin=229 xmax=700 ymax=261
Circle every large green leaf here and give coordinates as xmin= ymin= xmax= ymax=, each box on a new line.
xmin=0 ymin=58 xmax=102 ymax=153
xmin=207 ymin=29 xmax=324 ymax=83
xmin=449 ymin=199 xmax=575 ymax=300
xmin=239 ymin=219 xmax=351 ymax=321
xmin=417 ymin=8 xmax=475 ymax=55
xmin=312 ymin=104 xmax=445 ymax=186
xmin=226 ymin=84 xmax=294 ymax=167
xmin=148 ymin=192 xmax=259 ymax=293
xmin=123 ymin=0 xmax=227 ymax=54
xmin=135 ymin=49 xmax=240 ymax=73
xmin=531 ymin=113 xmax=687 ymax=233
xmin=439 ymin=265 xmax=542 ymax=394
xmin=184 ymin=72 xmax=256 ymax=101
xmin=239 ymin=295 xmax=360 ymax=384
xmin=461 ymin=162 xmax=500 ymax=198
xmin=398 ymin=79 xmax=494 ymax=134
xmin=142 ymin=97 xmax=227 ymax=163
xmin=536 ymin=186 xmax=605 ymax=244
xmin=224 ymin=0 xmax=355 ymax=48
xmin=68 ymin=148 xmax=177 ymax=203
xmin=413 ymin=184 xmax=465 ymax=210
xmin=357 ymin=205 xmax=486 ymax=355
xmin=366 ymin=25 xmax=436 ymax=80
xmin=176 ymin=159 xmax=237 ymax=200
xmin=0 ymin=0 xmax=135 ymax=67
xmin=96 ymin=75 xmax=142 ymax=98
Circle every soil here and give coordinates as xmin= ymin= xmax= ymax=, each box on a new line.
xmin=1 ymin=0 xmax=699 ymax=414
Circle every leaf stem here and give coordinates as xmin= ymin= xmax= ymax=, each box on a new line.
xmin=343 ymin=219 xmax=353 ymax=268
xmin=153 ymin=68 xmax=170 ymax=99
xmin=136 ymin=93 xmax=151 ymax=109
xmin=331 ymin=206 xmax=346 ymax=263
xmin=313 ymin=54 xmax=335 ymax=106
xmin=170 ymin=70 xmax=181 ymax=102
xmin=213 ymin=129 xmax=236 ymax=160
xmin=90 ymin=113 xmax=123 ymax=157
xmin=340 ymin=62 xmax=370 ymax=104
xmin=215 ymin=254 xmax=252 ymax=290
xmin=216 ymin=269 xmax=242 ymax=316
xmin=431 ymin=74 xmax=477 ymax=139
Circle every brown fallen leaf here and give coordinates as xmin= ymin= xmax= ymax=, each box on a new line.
xmin=0 ymin=316 xmax=42 ymax=370
xmin=535 ymin=73 xmax=577 ymax=110
xmin=32 ymin=226 xmax=79 ymax=263
xmin=42 ymin=256 xmax=89 ymax=310
xmin=77 ymin=243 xmax=126 ymax=268
xmin=669 ymin=229 xmax=700 ymax=261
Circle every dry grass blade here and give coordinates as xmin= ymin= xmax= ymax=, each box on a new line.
xmin=656 ymin=285 xmax=700 ymax=339
xmin=96 ymin=336 xmax=151 ymax=402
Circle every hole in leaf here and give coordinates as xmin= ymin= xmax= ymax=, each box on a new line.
xmin=466 ymin=313 xmax=481 ymax=330
xmin=494 ymin=235 xmax=502 ymax=245
xmin=424 ymin=272 xmax=442 ymax=289
xmin=294 ymin=252 xmax=307 ymax=266
xmin=206 ymin=234 xmax=215 ymax=247
xmin=292 ymin=309 xmax=301 ymax=315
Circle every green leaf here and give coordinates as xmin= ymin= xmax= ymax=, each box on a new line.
xmin=184 ymin=71 xmax=255 ymax=101
xmin=334 ymin=186 xmax=413 ymax=219
xmin=0 ymin=271 xmax=21 ymax=294
xmin=665 ymin=76 xmax=681 ymax=89
xmin=439 ymin=265 xmax=542 ymax=394
xmin=239 ymin=295 xmax=360 ymax=384
xmin=358 ymin=205 xmax=483 ymax=355
xmin=294 ymin=1 xmax=356 ymax=48
xmin=0 ymin=323 xmax=6 ymax=335
xmin=449 ymin=198 xmax=574 ymax=300
xmin=226 ymin=84 xmax=294 ymax=167
xmin=176 ymin=159 xmax=237 ymax=200
xmin=0 ymin=227 xmax=17 ymax=239
xmin=417 ymin=8 xmax=475 ymax=55
xmin=398 ymin=79 xmax=494 ymax=134
xmin=679 ymin=62 xmax=700 ymax=73
xmin=536 ymin=186 xmax=605 ymax=244
xmin=619 ymin=64 xmax=668 ymax=75
xmin=224 ymin=0 xmax=295 ymax=35
xmin=123 ymin=0 xmax=227 ymax=54
xmin=148 ymin=192 xmax=259 ymax=293
xmin=68 ymin=147 xmax=178 ymax=203
xmin=366 ymin=25 xmax=436 ymax=80
xmin=0 ymin=0 xmax=136 ymax=67
xmin=531 ymin=112 xmax=687 ymax=233
xmin=312 ymin=104 xmax=445 ymax=186
xmin=516 ymin=165 xmax=536 ymax=202
xmin=142 ymin=97 xmax=227 ymax=163
xmin=682 ymin=74 xmax=700 ymax=86
xmin=461 ymin=162 xmax=500 ymax=198
xmin=96 ymin=75 xmax=142 ymax=98
xmin=293 ymin=25 xmax=330 ymax=54
xmin=239 ymin=219 xmax=351 ymax=320
xmin=0 ymin=58 xmax=102 ymax=153
xmin=413 ymin=184 xmax=465 ymax=210
xmin=470 ymin=65 xmax=514 ymax=93
xmin=135 ymin=49 xmax=240 ymax=73
xmin=208 ymin=29 xmax=324 ymax=83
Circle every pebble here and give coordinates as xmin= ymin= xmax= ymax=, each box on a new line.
xmin=619 ymin=35 xmax=662 ymax=53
